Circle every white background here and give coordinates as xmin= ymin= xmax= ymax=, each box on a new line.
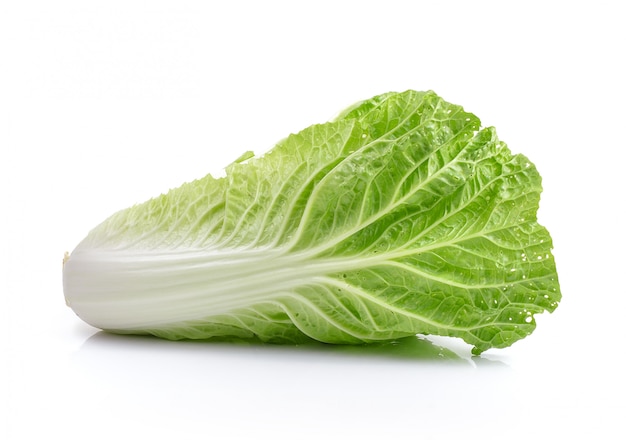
xmin=1 ymin=1 xmax=625 ymax=438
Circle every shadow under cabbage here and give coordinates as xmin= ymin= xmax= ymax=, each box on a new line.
xmin=81 ymin=331 xmax=505 ymax=366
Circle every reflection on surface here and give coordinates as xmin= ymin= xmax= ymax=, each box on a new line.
xmin=80 ymin=331 xmax=506 ymax=367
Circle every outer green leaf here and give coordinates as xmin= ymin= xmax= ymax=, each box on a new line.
xmin=63 ymin=90 xmax=561 ymax=354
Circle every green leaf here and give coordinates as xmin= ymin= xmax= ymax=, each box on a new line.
xmin=63 ymin=90 xmax=560 ymax=355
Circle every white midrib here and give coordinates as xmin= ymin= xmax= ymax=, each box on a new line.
xmin=63 ymin=246 xmax=380 ymax=331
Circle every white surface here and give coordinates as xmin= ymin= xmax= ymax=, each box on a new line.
xmin=1 ymin=1 xmax=624 ymax=439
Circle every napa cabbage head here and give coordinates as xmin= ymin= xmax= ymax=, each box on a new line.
xmin=62 ymin=90 xmax=561 ymax=355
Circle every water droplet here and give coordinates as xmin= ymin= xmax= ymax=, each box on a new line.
xmin=525 ymin=316 xmax=533 ymax=323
